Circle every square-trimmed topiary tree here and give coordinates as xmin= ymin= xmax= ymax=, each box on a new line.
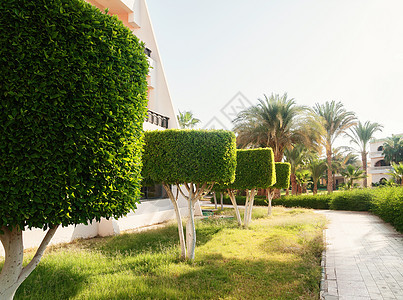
xmin=267 ymin=162 xmax=291 ymax=215
xmin=142 ymin=129 xmax=236 ymax=260
xmin=225 ymin=148 xmax=276 ymax=227
xmin=0 ymin=0 xmax=149 ymax=298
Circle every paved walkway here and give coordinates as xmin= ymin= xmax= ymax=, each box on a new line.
xmin=317 ymin=210 xmax=403 ymax=300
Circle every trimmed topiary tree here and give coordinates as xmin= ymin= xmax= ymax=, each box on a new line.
xmin=0 ymin=0 xmax=149 ymax=298
xmin=225 ymin=148 xmax=276 ymax=227
xmin=142 ymin=129 xmax=236 ymax=260
xmin=267 ymin=163 xmax=291 ymax=215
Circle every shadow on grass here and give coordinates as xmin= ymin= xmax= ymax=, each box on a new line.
xmin=15 ymin=263 xmax=85 ymax=300
xmin=96 ymin=217 xmax=238 ymax=257
xmin=91 ymin=254 xmax=320 ymax=300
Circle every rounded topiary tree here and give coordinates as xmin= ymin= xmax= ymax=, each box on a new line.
xmin=142 ymin=129 xmax=236 ymax=260
xmin=267 ymin=162 xmax=291 ymax=215
xmin=0 ymin=0 xmax=149 ymax=298
xmin=226 ymin=148 xmax=276 ymax=227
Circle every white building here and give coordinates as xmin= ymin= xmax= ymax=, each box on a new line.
xmin=0 ymin=0 xmax=200 ymax=256
xmin=368 ymin=134 xmax=403 ymax=184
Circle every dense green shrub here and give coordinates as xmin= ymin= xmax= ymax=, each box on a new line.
xmin=330 ymin=190 xmax=374 ymax=211
xmin=142 ymin=130 xmax=236 ymax=185
xmin=0 ymin=0 xmax=149 ymax=229
xmin=371 ymin=187 xmax=403 ymax=232
xmin=229 ymin=148 xmax=275 ymax=190
xmin=211 ymin=195 xmax=267 ymax=206
xmin=272 ymin=162 xmax=291 ymax=189
xmin=273 ymin=194 xmax=331 ymax=209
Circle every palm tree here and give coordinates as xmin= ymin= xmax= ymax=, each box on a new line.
xmin=308 ymin=159 xmax=327 ymax=195
xmin=340 ymin=165 xmax=366 ymax=189
xmin=177 ymin=110 xmax=201 ymax=129
xmin=233 ymin=93 xmax=316 ymax=162
xmin=388 ymin=162 xmax=403 ymax=186
xmin=345 ymin=121 xmax=383 ymax=187
xmin=311 ymin=101 xmax=356 ymax=193
xmin=284 ymin=145 xmax=309 ymax=195
xmin=382 ymin=135 xmax=403 ymax=164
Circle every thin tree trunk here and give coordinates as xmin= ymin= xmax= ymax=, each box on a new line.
xmin=163 ymin=183 xmax=186 ymax=259
xmin=186 ymin=199 xmax=196 ymax=260
xmin=362 ymin=151 xmax=368 ymax=188
xmin=0 ymin=225 xmax=58 ymax=299
xmin=267 ymin=189 xmax=273 ymax=216
xmin=285 ymin=188 xmax=289 ymax=196
xmin=220 ymin=192 xmax=224 ymax=210
xmin=228 ymin=189 xmax=242 ymax=226
xmin=245 ymin=189 xmax=256 ymax=227
xmin=327 ymin=148 xmax=333 ymax=193
xmin=243 ymin=191 xmax=250 ymax=226
xmin=213 ymin=192 xmax=217 ymax=209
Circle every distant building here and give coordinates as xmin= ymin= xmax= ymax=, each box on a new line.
xmin=368 ymin=134 xmax=403 ymax=184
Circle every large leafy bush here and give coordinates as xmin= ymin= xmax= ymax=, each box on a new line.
xmin=371 ymin=187 xmax=403 ymax=232
xmin=142 ymin=129 xmax=237 ymax=185
xmin=0 ymin=0 xmax=149 ymax=230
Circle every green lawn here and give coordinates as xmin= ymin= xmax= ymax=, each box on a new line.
xmin=10 ymin=207 xmax=327 ymax=300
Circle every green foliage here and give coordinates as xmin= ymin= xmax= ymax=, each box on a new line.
xmin=0 ymin=0 xmax=149 ymax=230
xmin=211 ymin=195 xmax=267 ymax=206
xmin=371 ymin=187 xmax=403 ymax=232
xmin=177 ymin=110 xmax=201 ymax=129
xmin=229 ymin=148 xmax=275 ymax=190
xmin=382 ymin=135 xmax=403 ymax=164
xmin=272 ymin=163 xmax=291 ymax=189
xmin=272 ymin=194 xmax=331 ymax=209
xmin=330 ymin=190 xmax=373 ymax=211
xmin=142 ymin=130 xmax=236 ymax=185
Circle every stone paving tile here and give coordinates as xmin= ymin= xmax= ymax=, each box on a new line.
xmin=317 ymin=210 xmax=403 ymax=300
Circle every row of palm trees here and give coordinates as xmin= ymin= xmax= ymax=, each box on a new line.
xmin=232 ymin=93 xmax=383 ymax=193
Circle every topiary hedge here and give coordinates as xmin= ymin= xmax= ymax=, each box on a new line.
xmin=272 ymin=194 xmax=331 ymax=209
xmin=142 ymin=129 xmax=237 ymax=185
xmin=0 ymin=0 xmax=149 ymax=230
xmin=272 ymin=162 xmax=291 ymax=189
xmin=229 ymin=148 xmax=275 ymax=190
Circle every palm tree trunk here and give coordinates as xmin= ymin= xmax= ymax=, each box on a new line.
xmin=362 ymin=151 xmax=368 ymax=188
xmin=327 ymin=148 xmax=333 ymax=193
xmin=291 ymin=174 xmax=297 ymax=195
xmin=313 ymin=180 xmax=318 ymax=195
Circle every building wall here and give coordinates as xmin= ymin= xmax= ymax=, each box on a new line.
xmin=368 ymin=138 xmax=394 ymax=184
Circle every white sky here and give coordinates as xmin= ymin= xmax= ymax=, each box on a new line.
xmin=146 ymin=0 xmax=403 ymax=147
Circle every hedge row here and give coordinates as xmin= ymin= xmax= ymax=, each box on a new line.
xmin=213 ymin=187 xmax=403 ymax=232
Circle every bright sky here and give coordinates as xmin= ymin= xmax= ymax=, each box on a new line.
xmin=146 ymin=0 xmax=403 ymax=147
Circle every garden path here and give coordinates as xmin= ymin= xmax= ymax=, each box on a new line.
xmin=317 ymin=210 xmax=403 ymax=300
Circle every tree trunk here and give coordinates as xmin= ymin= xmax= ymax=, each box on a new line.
xmin=213 ymin=192 xmax=217 ymax=209
xmin=291 ymin=174 xmax=298 ymax=195
xmin=220 ymin=192 xmax=224 ymax=210
xmin=327 ymin=148 xmax=333 ymax=193
xmin=186 ymin=199 xmax=196 ymax=261
xmin=285 ymin=188 xmax=289 ymax=196
xmin=245 ymin=189 xmax=256 ymax=227
xmin=362 ymin=151 xmax=368 ymax=188
xmin=267 ymin=189 xmax=273 ymax=216
xmin=163 ymin=183 xmax=186 ymax=259
xmin=243 ymin=191 xmax=250 ymax=227
xmin=228 ymin=190 xmax=242 ymax=226
xmin=0 ymin=225 xmax=58 ymax=299
xmin=313 ymin=181 xmax=318 ymax=195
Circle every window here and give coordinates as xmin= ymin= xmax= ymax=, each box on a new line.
xmin=374 ymin=160 xmax=389 ymax=167
xmin=377 ymin=145 xmax=383 ymax=151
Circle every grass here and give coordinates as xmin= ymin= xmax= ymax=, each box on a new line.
xmin=6 ymin=207 xmax=327 ymax=300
